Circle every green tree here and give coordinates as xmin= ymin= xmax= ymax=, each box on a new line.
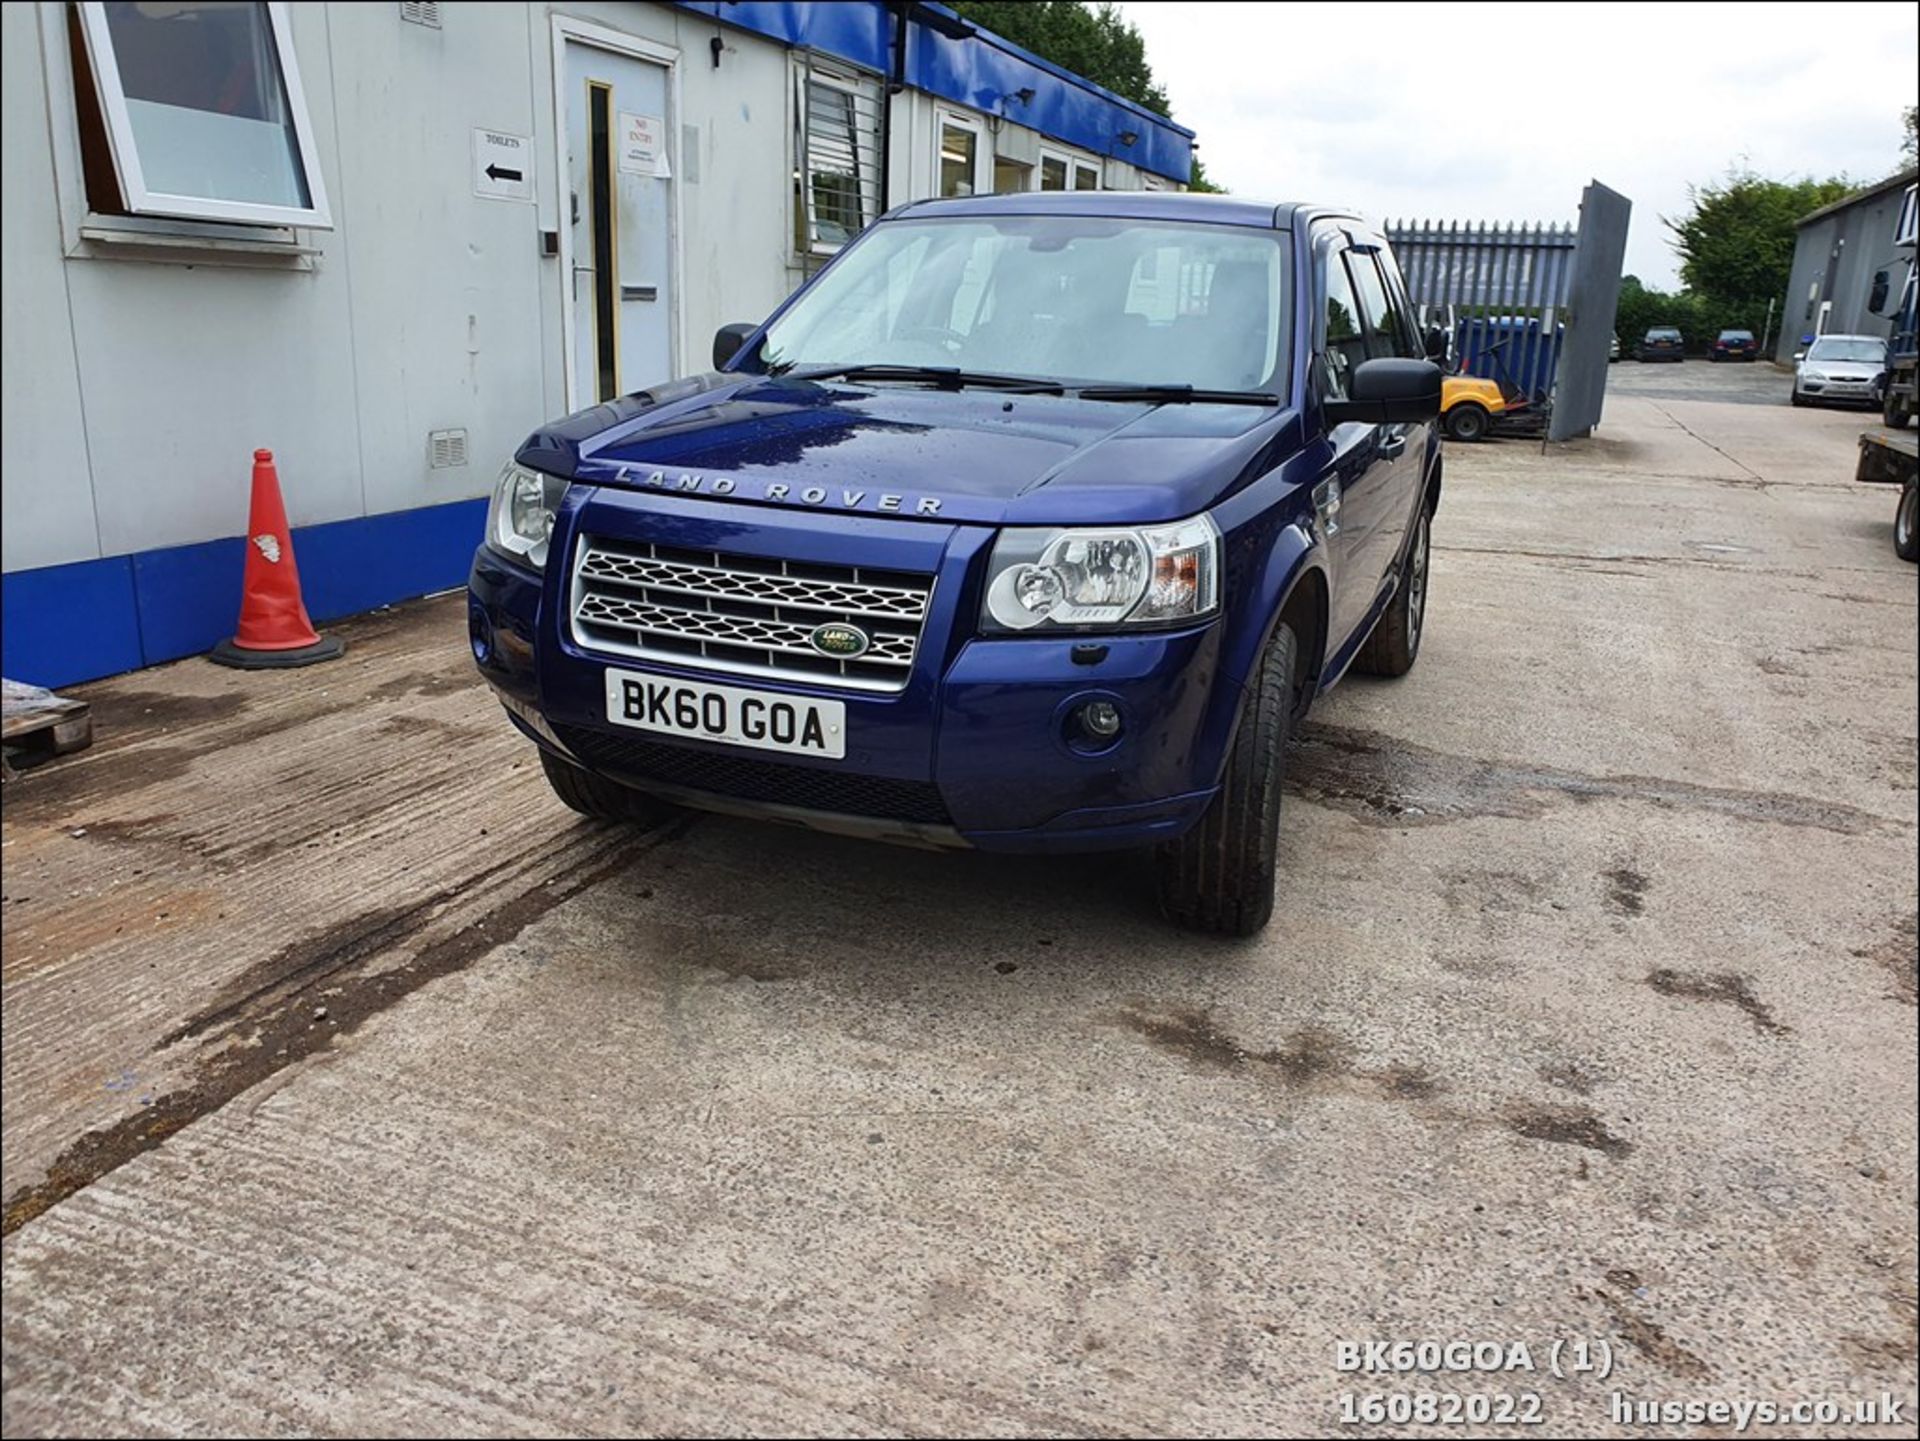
xmin=1663 ymin=167 xmax=1851 ymax=310
xmin=951 ymin=1 xmax=1222 ymax=190
xmin=1902 ymin=104 xmax=1917 ymax=170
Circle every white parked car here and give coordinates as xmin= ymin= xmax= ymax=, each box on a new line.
xmin=1791 ymin=334 xmax=1889 ymax=409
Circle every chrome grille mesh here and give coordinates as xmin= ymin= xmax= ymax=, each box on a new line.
xmin=571 ymin=538 xmax=932 ymax=691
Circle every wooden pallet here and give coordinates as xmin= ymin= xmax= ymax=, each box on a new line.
xmin=1 ymin=695 xmax=93 ymax=778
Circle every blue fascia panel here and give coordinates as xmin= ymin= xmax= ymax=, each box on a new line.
xmin=131 ymin=535 xmax=249 ymax=666
xmin=0 ymin=496 xmax=490 ymax=689
xmin=0 ymin=555 xmax=143 ymax=690
xmin=672 ymin=1 xmax=1193 ymax=182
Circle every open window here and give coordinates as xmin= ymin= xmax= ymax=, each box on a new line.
xmin=73 ymin=0 xmax=331 ymax=229
xmin=794 ymin=57 xmax=881 ymax=258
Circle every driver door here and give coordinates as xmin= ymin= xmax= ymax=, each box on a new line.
xmin=1312 ymin=234 xmax=1395 ymax=659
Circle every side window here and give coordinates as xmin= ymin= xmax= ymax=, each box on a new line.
xmin=795 ymin=63 xmax=883 ymax=257
xmin=1319 ymin=247 xmax=1367 ymax=400
xmin=1370 ymin=249 xmax=1423 ymax=358
xmin=1348 ymin=250 xmax=1408 ymax=360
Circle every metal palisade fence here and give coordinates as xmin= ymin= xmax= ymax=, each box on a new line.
xmin=1388 ymin=182 xmax=1631 ymax=441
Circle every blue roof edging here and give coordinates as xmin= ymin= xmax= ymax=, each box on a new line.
xmin=670 ymin=1 xmax=1193 ymax=183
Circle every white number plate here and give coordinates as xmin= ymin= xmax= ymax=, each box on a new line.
xmin=603 ymin=669 xmax=845 ymax=759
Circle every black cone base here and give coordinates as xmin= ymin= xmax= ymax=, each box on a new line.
xmin=208 ymin=635 xmax=345 ymax=669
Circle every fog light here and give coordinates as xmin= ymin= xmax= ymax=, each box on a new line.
xmin=1080 ymin=700 xmax=1122 ymax=739
xmin=469 ymin=607 xmax=494 ymax=665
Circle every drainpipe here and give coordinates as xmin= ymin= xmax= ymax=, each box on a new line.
xmin=881 ymin=3 xmax=908 ymax=215
xmin=883 ymin=4 xmax=975 ymax=215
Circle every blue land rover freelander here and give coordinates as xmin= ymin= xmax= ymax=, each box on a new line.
xmin=468 ymin=194 xmax=1443 ymax=935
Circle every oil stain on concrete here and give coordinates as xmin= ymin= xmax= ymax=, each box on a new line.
xmin=1287 ymin=724 xmax=1883 ymax=836
xmin=1645 ymin=968 xmax=1790 ymax=1035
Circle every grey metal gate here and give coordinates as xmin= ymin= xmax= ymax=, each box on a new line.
xmin=1553 ymin=181 xmax=1632 ymax=440
xmin=1386 ymin=179 xmax=1631 ymax=442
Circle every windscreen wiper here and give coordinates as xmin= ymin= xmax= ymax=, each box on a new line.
xmin=778 ymin=364 xmax=1065 ymax=394
xmin=1073 ymin=384 xmax=1281 ymax=406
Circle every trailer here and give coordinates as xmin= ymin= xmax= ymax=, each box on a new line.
xmin=1871 ymin=182 xmax=1916 ymax=428
xmin=1856 ymin=428 xmax=1918 ymax=561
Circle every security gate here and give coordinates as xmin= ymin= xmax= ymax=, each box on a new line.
xmin=1388 ymin=180 xmax=1632 ymax=441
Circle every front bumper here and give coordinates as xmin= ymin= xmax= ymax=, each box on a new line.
xmin=468 ymin=491 xmax=1233 ymax=854
xmin=1798 ymin=378 xmax=1880 ymax=401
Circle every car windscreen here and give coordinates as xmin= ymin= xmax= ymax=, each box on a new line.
xmin=1806 ymin=338 xmax=1886 ymax=364
xmin=759 ymin=215 xmax=1292 ymax=393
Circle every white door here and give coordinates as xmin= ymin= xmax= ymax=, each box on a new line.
xmin=563 ymin=40 xmax=674 ymax=407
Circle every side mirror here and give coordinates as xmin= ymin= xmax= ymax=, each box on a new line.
xmin=1423 ymin=325 xmax=1449 ymax=363
xmin=1792 ymin=351 xmax=1805 ymax=362
xmin=713 ymin=322 xmax=757 ymax=370
xmin=1868 ymin=269 xmax=1891 ymax=315
xmin=1326 ymin=358 xmax=1442 ymax=426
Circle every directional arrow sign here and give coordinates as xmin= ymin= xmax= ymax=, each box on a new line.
xmin=473 ymin=128 xmax=531 ymax=202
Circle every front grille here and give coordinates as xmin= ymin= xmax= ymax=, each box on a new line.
xmin=558 ymin=726 xmax=953 ymax=825
xmin=571 ymin=537 xmax=933 ymax=692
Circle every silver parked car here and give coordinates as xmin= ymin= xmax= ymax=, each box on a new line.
xmin=1791 ymin=334 xmax=1889 ymax=409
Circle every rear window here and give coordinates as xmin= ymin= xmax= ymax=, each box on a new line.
xmin=1647 ymin=328 xmax=1681 ymax=340
xmin=1718 ymin=330 xmax=1753 ymax=341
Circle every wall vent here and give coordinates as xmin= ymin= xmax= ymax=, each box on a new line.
xmin=399 ymin=2 xmax=442 ymax=29
xmin=428 ymin=428 xmax=468 ymax=469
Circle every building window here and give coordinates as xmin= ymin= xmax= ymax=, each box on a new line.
xmin=992 ymin=157 xmax=1030 ymax=195
xmin=1037 ymin=149 xmax=1098 ymax=192
xmin=73 ymin=1 xmax=331 ymax=228
xmin=794 ymin=59 xmax=881 ymax=257
xmin=939 ymin=117 xmax=981 ymax=197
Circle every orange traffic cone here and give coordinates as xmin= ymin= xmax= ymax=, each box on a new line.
xmin=209 ymin=449 xmax=344 ymax=669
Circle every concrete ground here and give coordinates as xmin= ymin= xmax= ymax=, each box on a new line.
xmin=2 ymin=363 xmax=1915 ymax=1438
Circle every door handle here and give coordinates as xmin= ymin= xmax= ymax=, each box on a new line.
xmin=1378 ymin=434 xmax=1408 ymax=460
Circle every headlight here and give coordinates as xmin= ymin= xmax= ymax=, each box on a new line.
xmin=486 ymin=461 xmax=568 ymax=569
xmin=1802 ymin=368 xmax=1826 ymax=381
xmin=981 ymin=516 xmax=1220 ymax=633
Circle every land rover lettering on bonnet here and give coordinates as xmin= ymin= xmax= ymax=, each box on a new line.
xmin=470 ymin=193 xmax=1443 ymax=934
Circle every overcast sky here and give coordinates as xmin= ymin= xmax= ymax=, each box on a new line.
xmin=1121 ymin=1 xmax=1919 ymax=290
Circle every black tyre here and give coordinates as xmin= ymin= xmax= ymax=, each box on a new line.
xmin=1356 ymin=506 xmax=1432 ymax=679
xmin=1444 ymin=403 xmax=1490 ymax=443
xmin=540 ymin=747 xmax=683 ymax=824
xmin=1884 ymin=389 xmax=1913 ymax=429
xmin=1790 ymin=387 xmax=1808 ymax=408
xmin=1154 ymin=621 xmax=1302 ymax=937
xmin=1897 ymin=484 xmax=1919 ymax=563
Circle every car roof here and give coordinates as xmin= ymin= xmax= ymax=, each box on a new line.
xmin=886 ymin=191 xmax=1358 ymax=232
xmin=1809 ymin=333 xmax=1885 ymax=342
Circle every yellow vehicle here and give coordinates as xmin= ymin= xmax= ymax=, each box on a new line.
xmin=1441 ymin=374 xmax=1508 ymax=442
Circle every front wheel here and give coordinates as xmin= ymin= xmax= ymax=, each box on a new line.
xmin=1885 ymin=388 xmax=1913 ymax=429
xmin=1444 ymin=403 xmax=1490 ymax=443
xmin=1154 ymin=622 xmax=1301 ymax=937
xmin=1790 ymin=387 xmax=1808 ymax=408
xmin=1355 ymin=507 xmax=1432 ymax=678
xmin=540 ymin=748 xmax=685 ymax=825
xmin=1897 ymin=484 xmax=1919 ymax=563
